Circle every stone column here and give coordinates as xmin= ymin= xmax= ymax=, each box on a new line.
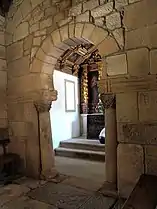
xmin=35 ymin=101 xmax=57 ymax=180
xmin=101 ymin=93 xmax=117 ymax=185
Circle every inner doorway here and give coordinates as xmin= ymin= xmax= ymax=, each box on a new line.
xmin=50 ymin=44 xmax=105 ymax=172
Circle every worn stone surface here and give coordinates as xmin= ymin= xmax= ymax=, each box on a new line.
xmin=83 ymin=0 xmax=99 ymax=12
xmin=150 ymin=50 xmax=157 ymax=75
xmin=115 ymin=0 xmax=128 ymax=10
xmin=138 ymin=91 xmax=157 ymax=122
xmin=91 ymin=2 xmax=113 ymax=18
xmin=106 ymin=12 xmax=121 ymax=30
xmin=116 ymin=92 xmax=138 ymax=123
xmin=145 ymin=146 xmax=157 ymax=176
xmin=117 ymin=144 xmax=144 ymax=198
xmin=106 ymin=54 xmax=127 ymax=76
xmin=117 ymin=123 xmax=157 ymax=144
xmin=127 ymin=48 xmax=149 ymax=76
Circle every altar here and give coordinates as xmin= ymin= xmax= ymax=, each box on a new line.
xmin=80 ymin=113 xmax=104 ymax=139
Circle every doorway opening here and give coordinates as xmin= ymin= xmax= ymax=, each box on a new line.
xmin=50 ymin=43 xmax=105 ymax=174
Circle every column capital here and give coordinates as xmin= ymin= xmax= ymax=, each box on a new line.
xmin=34 ymin=100 xmax=52 ymax=113
xmin=100 ymin=93 xmax=116 ymax=109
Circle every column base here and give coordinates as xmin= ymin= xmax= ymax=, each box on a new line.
xmin=99 ymin=181 xmax=118 ymax=198
xmin=40 ymin=167 xmax=58 ymax=180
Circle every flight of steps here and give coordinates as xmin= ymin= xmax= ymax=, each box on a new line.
xmin=55 ymin=138 xmax=105 ymax=162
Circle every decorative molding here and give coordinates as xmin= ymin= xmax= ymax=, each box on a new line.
xmin=34 ymin=101 xmax=52 ymax=113
xmin=99 ymin=75 xmax=157 ymax=94
xmin=100 ymin=93 xmax=116 ymax=109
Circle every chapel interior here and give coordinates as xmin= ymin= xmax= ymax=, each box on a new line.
xmin=0 ymin=0 xmax=157 ymax=208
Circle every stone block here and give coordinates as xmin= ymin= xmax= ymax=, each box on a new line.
xmin=0 ymin=59 xmax=6 ymax=71
xmin=8 ymin=74 xmax=41 ymax=95
xmin=94 ymin=17 xmax=105 ymax=27
xmin=20 ymin=0 xmax=32 ymax=18
xmin=30 ymin=0 xmax=43 ymax=9
xmin=90 ymin=27 xmax=108 ymax=45
xmin=60 ymin=25 xmax=69 ymax=42
xmin=51 ymin=30 xmax=61 ymax=46
xmin=117 ymin=143 xmax=144 ymax=198
xmin=125 ymin=27 xmax=149 ymax=49
xmin=76 ymin=11 xmax=90 ymax=23
xmin=91 ymin=2 xmax=113 ymax=18
xmin=33 ymin=37 xmax=41 ymax=46
xmin=44 ymin=7 xmax=57 ymax=19
xmin=36 ymin=48 xmax=57 ymax=65
xmin=0 ymin=118 xmax=7 ymax=128
xmin=129 ymin=0 xmax=141 ymax=3
xmin=24 ymin=35 xmax=33 ymax=53
xmin=83 ymin=0 xmax=99 ymax=12
xmin=0 ymin=31 xmax=4 ymax=45
xmin=30 ymin=23 xmax=39 ymax=33
xmin=53 ymin=11 xmax=65 ymax=24
xmin=116 ymin=92 xmax=138 ymax=123
xmin=117 ymin=123 xmax=157 ymax=144
xmin=34 ymin=29 xmax=46 ymax=37
xmin=145 ymin=145 xmax=157 ymax=176
xmin=112 ymin=28 xmax=124 ymax=49
xmin=0 ymin=45 xmax=5 ymax=59
xmin=7 ymin=41 xmax=23 ymax=62
xmin=138 ymin=91 xmax=157 ymax=122
xmin=0 ymin=103 xmax=7 ymax=119
xmin=127 ymin=48 xmax=149 ymax=76
xmin=13 ymin=22 xmax=29 ymax=42
xmin=150 ymin=50 xmax=157 ymax=75
xmin=9 ymin=122 xmax=31 ymax=137
xmin=149 ymin=24 xmax=157 ymax=48
xmin=75 ymin=23 xmax=84 ymax=39
xmin=40 ymin=18 xmax=52 ymax=30
xmin=69 ymin=3 xmax=82 ymax=16
xmin=41 ymin=36 xmax=63 ymax=58
xmin=123 ymin=0 xmax=157 ymax=31
xmin=115 ymin=0 xmax=128 ymax=10
xmin=30 ymin=59 xmax=53 ymax=74
xmin=82 ymin=23 xmax=95 ymax=41
xmin=8 ymin=56 xmax=30 ymax=78
xmin=97 ymin=36 xmax=119 ymax=57
xmin=12 ymin=8 xmax=23 ymax=27
xmin=58 ymin=17 xmax=72 ymax=27
xmin=106 ymin=53 xmax=127 ymax=76
xmin=106 ymin=12 xmax=121 ymax=30
xmin=0 ymin=71 xmax=7 ymax=91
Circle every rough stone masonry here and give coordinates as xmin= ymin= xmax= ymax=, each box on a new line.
xmin=0 ymin=0 xmax=156 ymax=198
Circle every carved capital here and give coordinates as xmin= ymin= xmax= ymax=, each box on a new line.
xmin=100 ymin=93 xmax=116 ymax=109
xmin=34 ymin=101 xmax=52 ymax=113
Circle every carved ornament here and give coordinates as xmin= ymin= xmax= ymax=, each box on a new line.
xmin=34 ymin=101 xmax=52 ymax=113
xmin=100 ymin=93 xmax=116 ymax=109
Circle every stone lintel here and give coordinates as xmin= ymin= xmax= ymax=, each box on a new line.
xmin=118 ymin=122 xmax=157 ymax=145
xmin=100 ymin=93 xmax=116 ymax=109
xmin=99 ymin=75 xmax=157 ymax=94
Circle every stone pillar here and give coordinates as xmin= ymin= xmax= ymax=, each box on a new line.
xmin=101 ymin=93 xmax=117 ymax=185
xmin=35 ymin=101 xmax=57 ymax=180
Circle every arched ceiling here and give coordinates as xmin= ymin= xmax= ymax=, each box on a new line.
xmin=55 ymin=43 xmax=102 ymax=75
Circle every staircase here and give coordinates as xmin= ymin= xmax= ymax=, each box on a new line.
xmin=55 ymin=138 xmax=105 ymax=162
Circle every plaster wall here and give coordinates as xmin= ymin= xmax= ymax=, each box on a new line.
xmin=50 ymin=70 xmax=80 ymax=149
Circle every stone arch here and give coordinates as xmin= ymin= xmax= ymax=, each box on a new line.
xmin=31 ymin=22 xmax=120 ymax=95
xmin=30 ymin=22 xmax=120 ymax=179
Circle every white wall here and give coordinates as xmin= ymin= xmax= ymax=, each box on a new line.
xmin=50 ymin=70 xmax=80 ymax=149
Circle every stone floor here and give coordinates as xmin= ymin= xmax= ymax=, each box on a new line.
xmin=55 ymin=156 xmax=105 ymax=182
xmin=0 ymin=174 xmax=123 ymax=209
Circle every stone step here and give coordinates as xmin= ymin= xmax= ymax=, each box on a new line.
xmin=60 ymin=139 xmax=105 ymax=152
xmin=55 ymin=147 xmax=105 ymax=162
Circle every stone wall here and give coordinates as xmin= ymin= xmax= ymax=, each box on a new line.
xmin=99 ymin=0 xmax=157 ymax=198
xmin=3 ymin=0 xmax=157 ymax=198
xmin=0 ymin=16 xmax=7 ymax=129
